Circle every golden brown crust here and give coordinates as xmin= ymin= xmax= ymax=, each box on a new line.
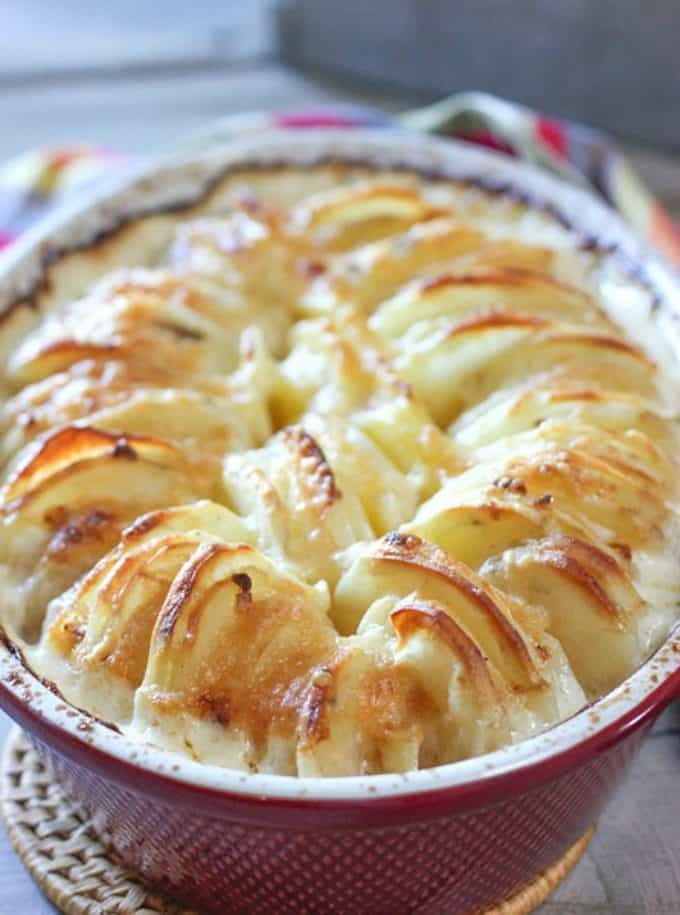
xmin=1 ymin=426 xmax=181 ymax=510
xmin=0 ymin=165 xmax=672 ymax=776
xmin=446 ymin=312 xmax=551 ymax=337
xmin=377 ymin=532 xmax=540 ymax=683
xmin=279 ymin=426 xmax=341 ymax=511
xmin=526 ymin=536 xmax=625 ymax=621
xmin=391 ymin=598 xmax=499 ymax=702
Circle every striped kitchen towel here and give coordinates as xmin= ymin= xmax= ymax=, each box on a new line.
xmin=1 ymin=94 xmax=678 ymax=267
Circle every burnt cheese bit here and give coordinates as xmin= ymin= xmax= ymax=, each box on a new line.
xmin=298 ymin=257 xmax=327 ymax=279
xmin=610 ymin=542 xmax=633 ymax=562
xmin=384 ymin=531 xmax=420 ymax=550
xmin=45 ymin=509 xmax=116 ymax=559
xmin=231 ymin=573 xmax=253 ymax=610
xmin=534 ymin=493 xmax=554 ymax=508
xmin=196 ymin=693 xmax=231 ymax=726
xmin=112 ymin=437 xmax=137 ymax=460
xmin=493 ymin=475 xmax=528 ymax=495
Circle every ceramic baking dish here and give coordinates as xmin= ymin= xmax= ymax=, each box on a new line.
xmin=0 ymin=130 xmax=678 ymax=915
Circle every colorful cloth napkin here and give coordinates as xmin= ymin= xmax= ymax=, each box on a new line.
xmin=1 ymin=93 xmax=678 ymax=267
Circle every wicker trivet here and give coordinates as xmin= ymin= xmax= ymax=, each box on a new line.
xmin=1 ymin=726 xmax=592 ymax=915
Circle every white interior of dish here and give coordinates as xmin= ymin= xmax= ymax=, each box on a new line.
xmin=0 ymin=129 xmax=679 ymax=800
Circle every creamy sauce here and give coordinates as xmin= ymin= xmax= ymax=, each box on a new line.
xmin=1 ymin=164 xmax=678 ymax=777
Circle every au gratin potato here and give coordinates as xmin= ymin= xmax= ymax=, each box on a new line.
xmin=0 ymin=165 xmax=677 ymax=777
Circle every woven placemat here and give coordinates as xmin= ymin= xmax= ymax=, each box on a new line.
xmin=1 ymin=726 xmax=592 ymax=915
xmin=1 ymin=727 xmax=195 ymax=914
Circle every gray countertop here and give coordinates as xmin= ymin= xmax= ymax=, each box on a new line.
xmin=0 ymin=55 xmax=679 ymax=915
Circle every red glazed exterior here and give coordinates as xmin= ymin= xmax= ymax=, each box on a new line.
xmin=1 ymin=650 xmax=678 ymax=914
xmin=0 ymin=131 xmax=680 ymax=914
xmin=29 ymin=725 xmax=649 ymax=914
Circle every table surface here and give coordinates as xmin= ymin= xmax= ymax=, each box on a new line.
xmin=0 ymin=59 xmax=679 ymax=915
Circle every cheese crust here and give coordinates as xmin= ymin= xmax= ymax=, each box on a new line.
xmin=0 ymin=164 xmax=678 ymax=777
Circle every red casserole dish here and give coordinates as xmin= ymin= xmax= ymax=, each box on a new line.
xmin=0 ymin=131 xmax=678 ymax=914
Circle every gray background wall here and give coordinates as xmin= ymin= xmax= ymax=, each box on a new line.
xmin=279 ymin=0 xmax=680 ymax=149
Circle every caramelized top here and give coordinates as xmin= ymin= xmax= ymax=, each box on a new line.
xmin=0 ymin=166 xmax=676 ymax=777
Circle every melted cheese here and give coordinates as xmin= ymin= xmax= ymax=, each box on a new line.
xmin=0 ymin=165 xmax=675 ymax=777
